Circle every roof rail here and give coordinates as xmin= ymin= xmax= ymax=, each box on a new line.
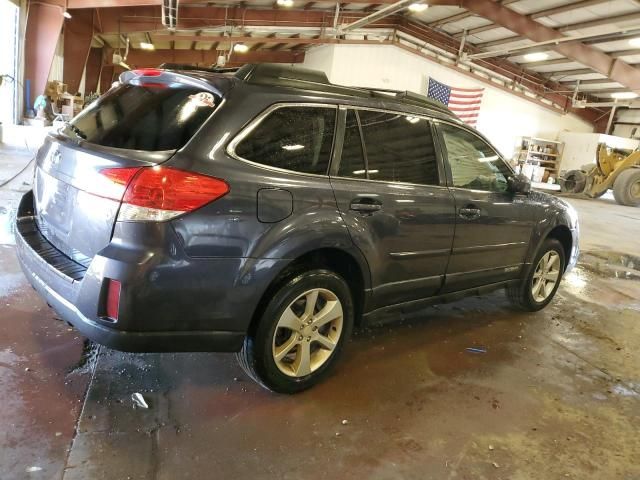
xmin=394 ymin=90 xmax=452 ymax=115
xmin=234 ymin=63 xmax=453 ymax=116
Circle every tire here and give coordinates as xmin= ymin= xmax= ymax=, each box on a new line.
xmin=612 ymin=168 xmax=640 ymax=207
xmin=561 ymin=170 xmax=587 ymax=194
xmin=236 ymin=269 xmax=354 ymax=394
xmin=507 ymin=238 xmax=565 ymax=311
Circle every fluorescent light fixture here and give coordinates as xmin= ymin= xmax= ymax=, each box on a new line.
xmin=611 ymin=91 xmax=639 ymax=99
xmin=408 ymin=3 xmax=428 ymax=12
xmin=523 ymin=52 xmax=548 ymax=62
xmin=352 ymin=170 xmax=366 ymax=175
xmin=629 ymin=37 xmax=640 ymax=47
xmin=140 ymin=42 xmax=155 ymax=50
xmin=406 ymin=116 xmax=421 ymax=124
xmin=233 ymin=43 xmax=249 ymax=53
xmin=277 ymin=0 xmax=294 ymax=6
xmin=63 ymin=10 xmax=72 ymax=19
xmin=282 ymin=144 xmax=305 ymax=151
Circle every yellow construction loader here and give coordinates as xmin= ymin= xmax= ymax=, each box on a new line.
xmin=561 ymin=144 xmax=640 ymax=207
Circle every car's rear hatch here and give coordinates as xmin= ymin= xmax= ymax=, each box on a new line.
xmin=33 ymin=68 xmax=230 ymax=267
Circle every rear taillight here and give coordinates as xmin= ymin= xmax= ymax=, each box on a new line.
xmin=105 ymin=279 xmax=121 ymax=320
xmin=99 ymin=166 xmax=229 ymax=222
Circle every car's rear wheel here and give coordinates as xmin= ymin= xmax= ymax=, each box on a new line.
xmin=236 ymin=269 xmax=353 ymax=393
xmin=507 ymin=238 xmax=565 ymax=311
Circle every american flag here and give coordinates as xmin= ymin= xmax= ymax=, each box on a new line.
xmin=427 ymin=78 xmax=484 ymax=127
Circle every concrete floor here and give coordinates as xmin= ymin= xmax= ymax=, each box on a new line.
xmin=1 ymin=152 xmax=639 ymax=480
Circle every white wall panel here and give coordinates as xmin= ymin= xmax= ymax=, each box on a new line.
xmin=303 ymin=44 xmax=593 ymax=157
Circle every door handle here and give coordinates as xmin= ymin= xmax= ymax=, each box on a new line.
xmin=350 ymin=198 xmax=382 ymax=213
xmin=459 ymin=206 xmax=481 ymax=219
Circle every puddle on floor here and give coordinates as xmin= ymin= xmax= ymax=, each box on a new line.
xmin=0 ymin=202 xmax=17 ymax=246
xmin=563 ymin=250 xmax=640 ymax=309
xmin=67 ymin=340 xmax=101 ymax=376
xmin=579 ymin=251 xmax=640 ymax=281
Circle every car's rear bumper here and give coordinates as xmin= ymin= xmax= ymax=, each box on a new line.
xmin=17 ymin=250 xmax=245 ymax=352
xmin=13 ymin=190 xmax=279 ymax=353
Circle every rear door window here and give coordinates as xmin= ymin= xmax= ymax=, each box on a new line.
xmin=337 ymin=109 xmax=366 ymax=179
xmin=356 ymin=109 xmax=440 ymax=185
xmin=233 ymin=106 xmax=336 ymax=175
xmin=62 ymin=84 xmax=219 ymax=151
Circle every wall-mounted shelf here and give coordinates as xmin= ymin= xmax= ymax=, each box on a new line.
xmin=513 ymin=136 xmax=564 ymax=184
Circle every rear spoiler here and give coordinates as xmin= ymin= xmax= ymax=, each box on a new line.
xmin=118 ymin=68 xmax=229 ymax=97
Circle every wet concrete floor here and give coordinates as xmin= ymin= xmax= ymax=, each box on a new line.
xmin=1 ymin=167 xmax=639 ymax=479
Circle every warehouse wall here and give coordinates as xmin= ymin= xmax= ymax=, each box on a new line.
xmin=303 ymin=44 xmax=593 ymax=157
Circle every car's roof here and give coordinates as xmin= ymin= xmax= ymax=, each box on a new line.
xmin=162 ymin=63 xmax=457 ymax=120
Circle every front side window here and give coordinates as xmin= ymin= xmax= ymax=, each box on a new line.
xmin=234 ymin=106 xmax=336 ymax=175
xmin=438 ymin=123 xmax=512 ymax=192
xmin=357 ymin=110 xmax=440 ymax=185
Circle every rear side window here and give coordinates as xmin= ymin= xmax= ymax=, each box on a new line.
xmin=357 ymin=110 xmax=440 ymax=185
xmin=234 ymin=106 xmax=336 ymax=175
xmin=62 ymin=84 xmax=218 ymax=151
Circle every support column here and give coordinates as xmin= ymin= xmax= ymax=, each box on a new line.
xmin=63 ymin=9 xmax=95 ymax=95
xmin=99 ymin=65 xmax=115 ymax=94
xmin=84 ymin=47 xmax=103 ymax=95
xmin=24 ymin=2 xmax=64 ymax=113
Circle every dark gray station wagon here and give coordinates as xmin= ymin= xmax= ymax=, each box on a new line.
xmin=15 ymin=64 xmax=579 ymax=393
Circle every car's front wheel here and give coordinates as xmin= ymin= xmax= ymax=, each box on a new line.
xmin=236 ymin=269 xmax=354 ymax=393
xmin=507 ymin=238 xmax=565 ymax=311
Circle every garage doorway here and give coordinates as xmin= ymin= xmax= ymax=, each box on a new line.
xmin=0 ymin=0 xmax=19 ymax=126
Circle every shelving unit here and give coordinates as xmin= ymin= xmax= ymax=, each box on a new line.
xmin=513 ymin=136 xmax=564 ymax=185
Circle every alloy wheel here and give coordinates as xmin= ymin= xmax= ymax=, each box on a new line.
xmin=272 ymin=288 xmax=343 ymax=378
xmin=531 ymin=251 xmax=561 ymax=303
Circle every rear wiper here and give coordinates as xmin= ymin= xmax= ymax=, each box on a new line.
xmin=64 ymin=122 xmax=87 ymax=140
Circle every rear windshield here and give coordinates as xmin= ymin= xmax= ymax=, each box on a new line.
xmin=61 ymin=84 xmax=219 ymax=151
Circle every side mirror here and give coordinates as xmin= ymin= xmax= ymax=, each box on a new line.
xmin=508 ymin=174 xmax=531 ymax=194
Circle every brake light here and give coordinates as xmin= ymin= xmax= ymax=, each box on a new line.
xmin=106 ymin=279 xmax=121 ymax=320
xmin=101 ymin=167 xmax=140 ymax=186
xmin=133 ymin=68 xmax=162 ymax=77
xmin=95 ymin=167 xmax=142 ymax=201
xmin=109 ymin=167 xmax=229 ymax=222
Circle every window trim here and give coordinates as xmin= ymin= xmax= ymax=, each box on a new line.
xmin=330 ymin=105 xmax=447 ymax=188
xmin=226 ymin=102 xmax=339 ymax=178
xmin=433 ymin=118 xmax=515 ymax=192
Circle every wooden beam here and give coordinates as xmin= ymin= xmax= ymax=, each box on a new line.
xmin=428 ymin=0 xmax=518 ymax=28
xmin=454 ymin=0 xmax=611 ymax=39
xmin=105 ymin=47 xmax=305 ymax=67
xmin=477 ymin=10 xmax=640 ymax=49
xmin=67 ymin=0 xmax=458 ymax=7
xmin=460 ymin=0 xmax=640 ymax=91
xmin=152 ymin=34 xmax=391 ymax=45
